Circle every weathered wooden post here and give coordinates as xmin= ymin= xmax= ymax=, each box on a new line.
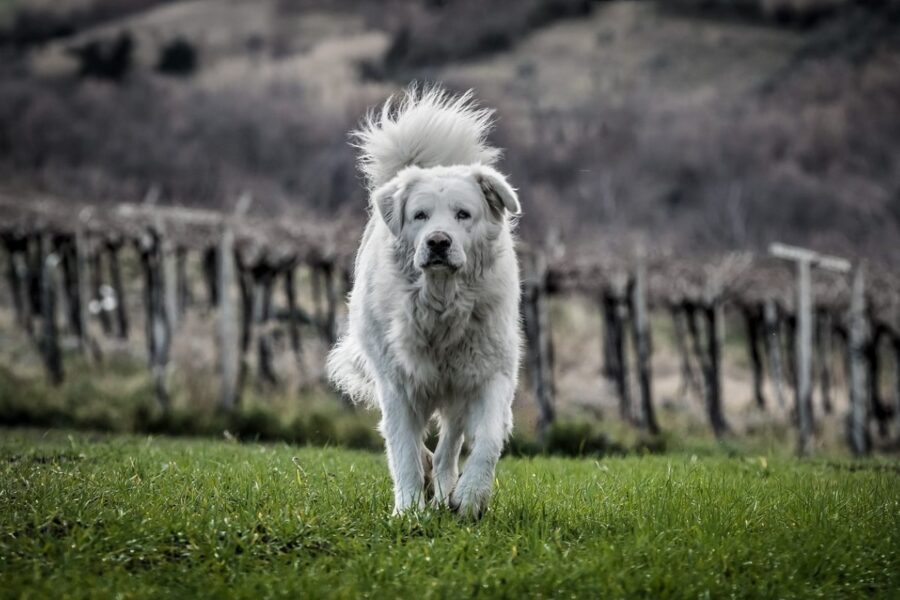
xmin=892 ymin=303 xmax=900 ymax=437
xmin=2 ymin=233 xmax=29 ymax=333
xmin=685 ymin=295 xmax=728 ymax=438
xmin=629 ymin=253 xmax=658 ymax=434
xmin=106 ymin=238 xmax=129 ymax=340
xmin=54 ymin=237 xmax=79 ymax=339
xmin=253 ymin=267 xmax=279 ymax=388
xmin=284 ymin=267 xmax=302 ymax=359
xmin=89 ymin=240 xmax=113 ymax=336
xmin=600 ymin=293 xmax=617 ymax=380
xmin=763 ymin=299 xmax=786 ymax=409
xmin=865 ymin=325 xmax=890 ymax=435
xmin=705 ymin=301 xmax=728 ymax=438
xmin=75 ymin=219 xmax=93 ymax=356
xmin=770 ymin=243 xmax=850 ymax=456
xmin=139 ymin=229 xmax=171 ymax=412
xmin=816 ymin=309 xmax=833 ymax=414
xmin=891 ymin=331 xmax=900 ymax=438
xmin=176 ymin=247 xmax=191 ymax=317
xmin=310 ymin=264 xmax=324 ymax=335
xmin=742 ymin=302 xmax=766 ymax=409
xmin=524 ymin=251 xmax=555 ymax=438
xmin=157 ymin=219 xmax=179 ymax=332
xmin=848 ymin=265 xmax=870 ymax=455
xmin=38 ymin=233 xmax=63 ymax=385
xmin=669 ymin=300 xmax=701 ymax=403
xmin=203 ymin=246 xmax=218 ymax=309
xmin=322 ymin=261 xmax=338 ymax=347
xmin=25 ymin=233 xmax=42 ymax=322
xmin=217 ymin=194 xmax=251 ymax=412
xmin=601 ymin=276 xmax=631 ymax=422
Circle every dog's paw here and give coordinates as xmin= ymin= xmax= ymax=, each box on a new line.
xmin=449 ymin=480 xmax=491 ymax=520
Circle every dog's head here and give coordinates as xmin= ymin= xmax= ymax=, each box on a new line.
xmin=372 ymin=164 xmax=520 ymax=276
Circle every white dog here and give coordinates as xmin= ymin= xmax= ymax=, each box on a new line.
xmin=327 ymin=86 xmax=522 ymax=517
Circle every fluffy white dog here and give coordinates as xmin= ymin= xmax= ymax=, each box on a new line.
xmin=327 ymin=86 xmax=522 ymax=517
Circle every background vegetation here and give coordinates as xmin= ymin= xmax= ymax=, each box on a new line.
xmin=1 ymin=0 xmax=898 ymax=262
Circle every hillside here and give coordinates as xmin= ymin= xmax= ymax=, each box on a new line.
xmin=1 ymin=0 xmax=898 ymax=263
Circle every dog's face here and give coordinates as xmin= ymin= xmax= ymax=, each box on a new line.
xmin=373 ymin=165 xmax=520 ymax=276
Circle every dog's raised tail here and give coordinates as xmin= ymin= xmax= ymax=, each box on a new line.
xmin=352 ymin=85 xmax=501 ymax=191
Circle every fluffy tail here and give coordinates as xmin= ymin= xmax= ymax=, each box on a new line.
xmin=352 ymin=85 xmax=501 ymax=191
xmin=326 ymin=335 xmax=377 ymax=407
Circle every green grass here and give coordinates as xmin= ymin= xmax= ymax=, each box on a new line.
xmin=1 ymin=429 xmax=898 ymax=598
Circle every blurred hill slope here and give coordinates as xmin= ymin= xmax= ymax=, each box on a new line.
xmin=0 ymin=0 xmax=898 ymax=263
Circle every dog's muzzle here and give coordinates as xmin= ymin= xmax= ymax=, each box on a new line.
xmin=421 ymin=231 xmax=459 ymax=270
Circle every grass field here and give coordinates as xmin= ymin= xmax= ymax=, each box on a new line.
xmin=1 ymin=429 xmax=898 ymax=598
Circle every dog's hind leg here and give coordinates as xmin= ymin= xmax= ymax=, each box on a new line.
xmin=422 ymin=445 xmax=434 ymax=502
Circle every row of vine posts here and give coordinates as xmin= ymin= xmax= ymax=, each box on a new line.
xmin=2 ymin=193 xmax=899 ymax=456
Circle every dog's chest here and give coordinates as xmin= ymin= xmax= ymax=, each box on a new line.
xmin=393 ymin=294 xmax=497 ymax=392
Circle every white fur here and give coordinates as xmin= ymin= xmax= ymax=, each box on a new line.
xmin=327 ymin=86 xmax=522 ymax=518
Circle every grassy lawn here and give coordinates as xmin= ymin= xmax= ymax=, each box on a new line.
xmin=0 ymin=429 xmax=898 ymax=599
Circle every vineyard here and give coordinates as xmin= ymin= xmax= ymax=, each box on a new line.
xmin=3 ymin=191 xmax=898 ymax=456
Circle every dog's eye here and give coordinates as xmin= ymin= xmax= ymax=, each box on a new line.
xmin=456 ymin=209 xmax=471 ymax=220
xmin=413 ymin=211 xmax=428 ymax=221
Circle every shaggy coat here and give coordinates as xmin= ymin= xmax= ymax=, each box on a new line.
xmin=327 ymin=87 xmax=521 ymax=517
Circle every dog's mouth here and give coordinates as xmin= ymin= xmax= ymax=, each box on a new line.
xmin=420 ymin=255 xmax=461 ymax=272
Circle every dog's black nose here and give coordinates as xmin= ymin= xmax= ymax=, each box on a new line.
xmin=426 ymin=231 xmax=452 ymax=253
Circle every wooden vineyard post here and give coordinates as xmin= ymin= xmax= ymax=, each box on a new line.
xmin=310 ymin=265 xmax=324 ymax=338
xmin=252 ymin=269 xmax=278 ymax=388
xmin=55 ymin=237 xmax=80 ymax=341
xmin=892 ymin=331 xmax=900 ymax=439
xmin=324 ymin=262 xmax=338 ymax=347
xmin=704 ymin=301 xmax=728 ymax=438
xmin=742 ymin=303 xmax=766 ymax=409
xmin=763 ymin=299 xmax=786 ymax=409
xmin=684 ymin=299 xmax=728 ymax=438
xmin=159 ymin=222 xmax=179 ymax=332
xmin=848 ymin=265 xmax=870 ymax=455
xmin=176 ymin=247 xmax=191 ymax=318
xmin=796 ymin=256 xmax=813 ymax=455
xmin=38 ymin=233 xmax=63 ymax=385
xmin=139 ymin=229 xmax=171 ymax=412
xmin=770 ymin=243 xmax=850 ymax=456
xmin=2 ymin=234 xmax=30 ymax=334
xmin=865 ymin=326 xmax=889 ymax=435
xmin=601 ymin=277 xmax=631 ymax=423
xmin=25 ymin=234 xmax=43 ymax=328
xmin=106 ymin=238 xmax=129 ymax=340
xmin=893 ymin=303 xmax=900 ymax=437
xmin=629 ymin=253 xmax=658 ymax=434
xmin=524 ymin=252 xmax=555 ymax=439
xmin=217 ymin=221 xmax=239 ymax=412
xmin=284 ymin=267 xmax=302 ymax=360
xmin=75 ymin=219 xmax=94 ymax=357
xmin=669 ymin=300 xmax=701 ymax=403
xmin=89 ymin=240 xmax=113 ymax=336
xmin=203 ymin=247 xmax=218 ymax=309
xmin=816 ymin=310 xmax=833 ymax=414
xmin=217 ymin=193 xmax=251 ymax=412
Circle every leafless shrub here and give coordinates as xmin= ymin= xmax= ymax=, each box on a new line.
xmin=0 ymin=0 xmax=173 ymax=48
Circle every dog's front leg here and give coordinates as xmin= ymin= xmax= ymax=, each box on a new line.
xmin=379 ymin=389 xmax=427 ymax=515
xmin=431 ymin=411 xmax=464 ymax=506
xmin=451 ymin=375 xmax=514 ymax=519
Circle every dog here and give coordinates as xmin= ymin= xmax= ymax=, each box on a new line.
xmin=326 ymin=86 xmax=522 ymax=517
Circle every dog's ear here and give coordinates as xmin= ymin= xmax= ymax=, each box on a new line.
xmin=473 ymin=165 xmax=520 ymax=220
xmin=372 ymin=168 xmax=420 ymax=237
